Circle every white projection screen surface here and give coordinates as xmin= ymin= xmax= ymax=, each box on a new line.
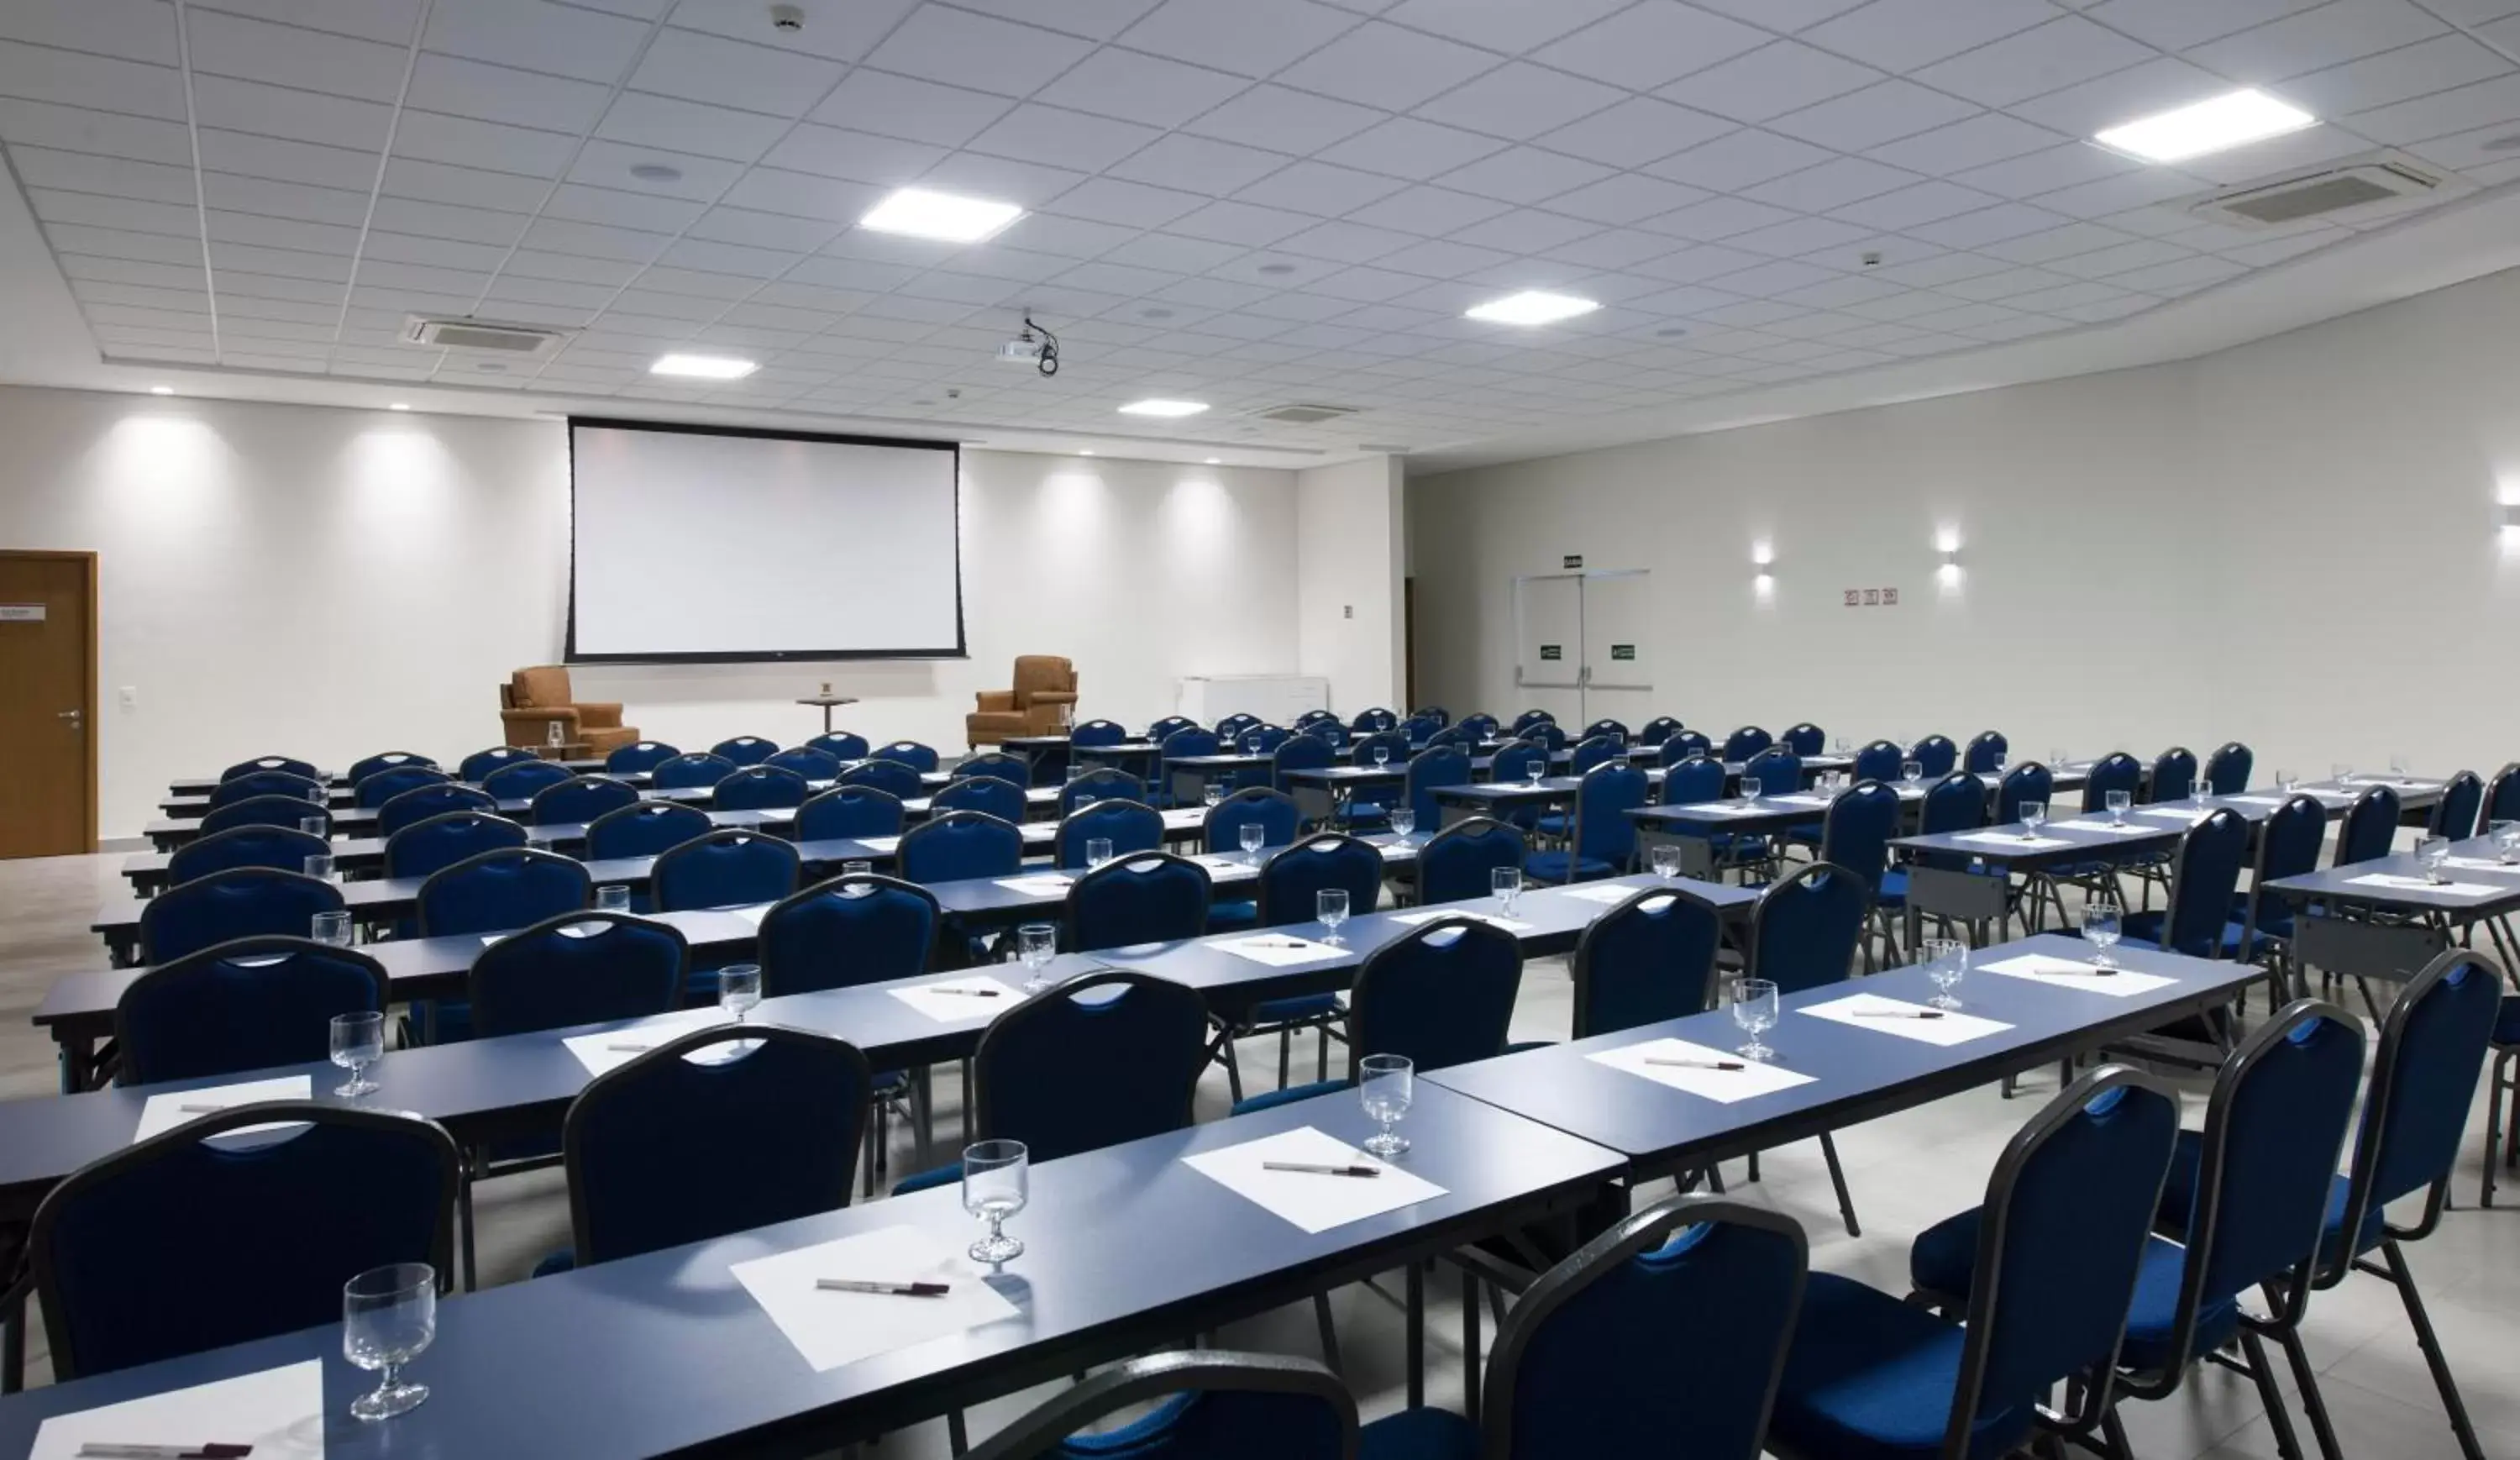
xmin=567 ymin=420 xmax=963 ymax=661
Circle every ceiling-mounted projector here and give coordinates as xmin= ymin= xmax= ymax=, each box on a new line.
xmin=997 ymin=335 xmax=1043 ymax=363
xmin=997 ymin=315 xmax=1059 ymax=376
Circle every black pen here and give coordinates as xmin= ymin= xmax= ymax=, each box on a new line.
xmin=1263 ymin=1160 xmax=1380 ymax=1178
xmin=816 ymin=1279 xmax=951 ymax=1297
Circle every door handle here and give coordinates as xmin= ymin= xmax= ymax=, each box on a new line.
xmin=57 ymin=709 xmax=81 ymax=729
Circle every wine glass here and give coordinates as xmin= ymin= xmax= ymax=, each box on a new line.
xmin=1246 ymin=734 xmax=1263 ymax=756
xmin=2276 ymin=768 xmax=2297 ymax=794
xmin=1923 ymin=937 xmax=1967 ymax=1010
xmin=2083 ymin=893 xmax=2123 ymax=971
xmin=1318 ymin=887 xmax=1351 ymax=945
xmin=1359 ymin=1053 xmax=1412 ymax=1157
xmin=1240 ymin=822 xmax=1267 ymax=864
xmin=1740 ymin=775 xmax=1763 ymax=805
xmin=842 ymin=859 xmax=874 ymax=878
xmin=1016 ymin=922 xmax=1057 ymax=992
xmin=2192 ymin=775 xmax=2212 ymax=806
xmin=2417 ymin=837 xmax=2451 ymax=884
xmin=1373 ymin=743 xmax=1392 ymax=769
xmin=1730 ymin=976 xmax=1778 ymax=1063
xmin=963 ymin=1140 xmax=1028 ymax=1264
xmin=1492 ymin=865 xmax=1521 ymax=913
xmin=344 ymin=1263 xmax=435 ymax=1421
xmin=2494 ymin=821 xmax=2520 ymax=864
xmin=2391 ymin=754 xmax=2412 ymax=785
xmin=303 ymin=853 xmax=336 ymax=884
xmin=1525 ymin=758 xmax=1546 ymax=788
xmin=330 ymin=1011 xmax=383 ymax=1096
xmin=1902 ymin=759 xmax=1923 ymax=787
xmin=1086 ymin=837 xmax=1115 ymax=869
xmin=1389 ymin=806 xmax=1416 ymax=839
xmin=2105 ymin=789 xmax=2130 ymax=826
xmin=1651 ymin=843 xmax=1681 ymax=880
xmin=2332 ymin=763 xmax=2354 ymax=790
xmin=1204 ymin=782 xmax=1226 ymax=809
xmin=718 ymin=964 xmax=763 ymax=1021
xmin=2049 ymin=747 xmax=2068 ymax=769
xmin=2020 ymin=801 xmax=2047 ymax=839
xmin=299 ymin=815 xmax=328 ymax=838
xmin=596 ymin=885 xmax=631 ymax=915
xmin=312 ymin=911 xmax=353 ymax=948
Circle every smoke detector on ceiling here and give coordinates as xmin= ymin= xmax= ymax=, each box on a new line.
xmin=402 ymin=315 xmax=569 ymax=358
xmin=2185 ymin=151 xmax=2460 ymax=229
xmin=1252 ymin=402 xmax=1361 ymax=424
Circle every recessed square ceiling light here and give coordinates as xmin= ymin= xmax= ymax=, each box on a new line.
xmin=649 ymin=354 xmax=758 ymax=380
xmin=1118 ymin=398 xmax=1209 ymax=418
xmin=149 ymin=385 xmax=173 ymax=395
xmin=860 ymin=187 xmax=1023 ymax=243
xmin=1465 ymin=291 xmax=1600 ymax=326
xmin=2095 ymin=89 xmax=2314 ymax=163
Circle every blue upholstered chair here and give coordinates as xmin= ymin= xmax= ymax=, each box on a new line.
xmin=933 ymin=773 xmax=1026 ymax=822
xmin=956 ymin=751 xmax=1032 ymax=787
xmin=165 ymin=825 xmax=328 ymax=886
xmin=458 ymin=746 xmax=533 ymax=783
xmin=1058 ymin=799 xmax=1164 ymax=871
xmin=2429 ymin=769 xmax=2484 ymax=841
xmin=1411 ymin=706 xmax=1450 ymax=727
xmin=1963 ymin=730 xmax=2009 ymax=774
xmin=379 ymin=781 xmax=496 ymax=836
xmin=765 ymin=747 xmax=842 ymax=782
xmin=2336 ymin=784 xmax=2402 ymax=864
xmin=1357 ymin=1196 xmax=1809 ymax=1460
xmin=1571 ymin=885 xmax=1724 ymax=1038
xmin=1767 ymin=1069 xmax=2179 ymax=1460
xmin=1303 ymin=718 xmax=1347 ymax=745
xmin=1663 ymin=728 xmax=1713 ymax=761
xmin=649 ymin=753 xmax=737 ymax=792
xmin=206 ymin=769 xmax=323 ymax=811
xmin=1748 ymin=862 xmax=1873 ymax=1235
xmin=1350 ymin=728 xmax=1410 ymax=770
xmin=201 ymin=795 xmax=329 ymax=836
xmin=2202 ymin=741 xmax=2255 ymax=796
xmin=1509 ymin=709 xmax=1556 ymax=736
xmin=1456 ymin=713 xmax=1499 ymax=740
xmin=806 ymin=731 xmax=869 ymax=762
xmin=1205 ymin=788 xmax=1298 ymax=855
xmin=1723 ymin=726 xmax=1772 ymax=762
xmin=1235 ymin=918 xmax=1522 ymax=1118
xmin=416 ymin=848 xmax=590 ymax=937
xmin=1065 ymin=853 xmax=1210 ymax=951
xmin=559 ymin=1026 xmax=874 ymax=1268
xmin=1900 ymin=771 xmax=1994 ymax=905
xmin=711 ymin=764 xmax=809 ymax=812
xmin=383 ymin=811 xmax=527 ymax=880
xmin=585 ymin=800 xmax=711 ymax=861
xmin=1998 ymin=760 xmax=2054 ymax=825
xmin=114 ymin=936 xmax=384 ymax=1084
xmin=1525 ymin=761 xmax=1647 ymax=885
xmin=899 ymin=810 xmax=1023 ymax=883
xmin=872 ymin=739 xmax=940 ymax=773
xmin=1742 ymin=746 xmax=1801 ymax=799
xmin=531 ymin=775 xmax=639 ymax=827
xmin=974 ymin=1352 xmax=1353 ymax=1460
xmin=1062 ymin=767 xmax=1145 ymax=815
xmin=355 ymin=763 xmax=450 ymax=808
xmin=1350 ymin=707 xmax=1398 ymax=734
xmin=796 ymin=785 xmax=905 ymax=843
xmin=221 ymin=754 xmax=319 ymax=783
xmin=2485 ymin=762 xmax=2520 ymax=827
xmin=2149 ymin=746 xmax=2199 ymax=805
xmin=1566 ymin=733 xmax=1624 ymax=778
xmin=1520 ymin=720 xmax=1568 ymax=753
xmin=1660 ymin=752 xmax=1725 ymax=806
xmin=1207 ymin=832 xmax=1378 ymax=1094
xmin=1159 ymin=728 xmax=1223 ymax=807
xmin=1581 ymin=717 xmax=1630 ymax=744
xmin=839 ymin=757 xmax=927 ymax=800
xmin=604 ymin=740 xmax=680 ymax=775
xmin=2110 ymin=809 xmax=2250 ymax=960
xmin=711 ymin=735 xmax=778 ymax=766
xmin=481 ymin=759 xmax=574 ymax=801
xmin=2235 ymin=793 xmax=2326 ymax=968
xmin=1850 ymin=740 xmax=1904 ymax=784
xmin=1416 ymin=817 xmax=1525 ymax=906
xmin=759 ymin=874 xmax=937 ymax=996
xmin=1070 ymin=718 xmax=1129 ymax=748
xmin=651 ymin=830 xmax=799 ymax=911
xmin=1268 ymin=731 xmax=1333 ymax=796
xmin=1637 ymin=715 xmax=1683 ymax=745
xmin=467 ymin=910 xmax=685 ymax=1038
xmin=348 ymin=751 xmax=436 ymax=784
xmin=1215 ymin=712 xmax=1263 ymax=742
xmin=140 ymin=867 xmax=344 ymax=964
xmin=1910 ymin=734 xmax=1958 ymax=778
xmin=2078 ymin=753 xmax=2142 ymax=812
xmin=1400 ymin=713 xmax=1445 ymax=746
xmin=1487 ymin=738 xmax=1549 ymax=789
xmin=1911 ymin=1000 xmax=2365 ymax=1452
xmin=29 ymin=1104 xmax=459 ymax=1379
xmin=1818 ymin=780 xmax=1901 ymax=964
xmin=1781 ymin=722 xmax=1824 ymax=757
xmin=1148 ymin=716 xmax=1199 ymax=745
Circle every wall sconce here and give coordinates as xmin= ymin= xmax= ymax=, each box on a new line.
xmin=1939 ymin=547 xmax=1962 ymax=574
xmin=2502 ymin=502 xmax=2520 ymax=533
xmin=1751 ymin=541 xmax=1774 ymax=571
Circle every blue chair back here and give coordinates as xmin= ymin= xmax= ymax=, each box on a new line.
xmin=1147 ymin=716 xmax=1198 ymax=744
xmin=378 ymin=781 xmax=496 ymax=836
xmin=1348 ymin=918 xmax=1522 ymax=1074
xmin=1215 ymin=713 xmax=1262 ymax=741
xmin=956 ymin=752 xmax=1032 ymax=787
xmin=933 ymin=773 xmax=1026 ymax=822
xmin=165 ymin=825 xmax=328 ymax=886
xmin=1851 ymin=739 xmax=1903 ymax=783
xmin=1782 ymin=723 xmax=1824 ymax=757
xmin=1522 ymin=720 xmax=1569 ymax=752
xmin=2081 ymin=753 xmax=2142 ymax=813
xmin=1402 ymin=746 xmax=1473 ymax=827
xmin=2156 ymin=810 xmax=2250 ymax=957
xmin=839 ymin=757 xmax=926 ymax=799
xmin=1400 ymin=713 xmax=1444 ymax=745
xmin=564 ymin=1026 xmax=873 ymax=1266
xmin=1567 ymin=734 xmax=1623 ymax=776
xmin=1569 ymin=761 xmax=1650 ymax=869
xmin=1489 ymin=738 xmax=1549 ymax=785
xmin=115 ymin=936 xmax=384 ymax=1084
xmin=532 ymin=775 xmax=639 ymax=827
xmin=1417 ymin=817 xmax=1526 ymax=906
xmin=796 ymin=785 xmax=905 ymax=843
xmin=1723 ymin=726 xmax=1772 ymax=761
xmin=1911 ymin=734 xmax=1958 ymax=778
xmin=1922 ymin=771 xmax=1987 ymax=837
xmin=468 ymin=911 xmax=685 ymax=1037
xmin=1242 ymin=725 xmax=1293 ymax=754
xmin=759 ymin=874 xmax=939 ymax=996
xmin=976 ymin=970 xmax=1210 ymax=1160
xmin=650 ymin=753 xmax=738 ymax=791
xmin=653 ymin=830 xmax=800 ymax=911
xmin=481 ymin=759 xmax=574 ymax=801
xmin=766 ymin=747 xmax=841 ymax=781
xmin=2486 ymin=763 xmax=2520 ymax=827
xmin=140 ymin=868 xmax=345 ymax=964
xmin=1058 ymin=799 xmax=1165 ymax=871
xmin=806 ymin=731 xmax=869 ymax=761
xmin=1510 ymin=709 xmax=1556 ymax=735
xmin=1304 ymin=718 xmax=1347 ymax=745
xmin=1637 ymin=715 xmax=1683 ymax=744
xmin=1256 ymin=833 xmax=1382 ymax=928
xmin=712 ymin=764 xmax=810 ymax=811
xmin=1964 ymin=731 xmax=2008 ymax=774
xmin=2203 ymin=742 xmax=2254 ymax=796
xmin=2333 ymin=950 xmax=2503 ymax=1253
xmin=2150 ymin=746 xmax=2199 ymax=804
xmin=1572 ymin=885 xmax=1723 ymax=1037
xmin=1066 ymin=853 xmax=1210 ymax=950
xmin=1582 ymin=718 xmax=1630 ymax=743
xmin=2336 ymin=785 xmax=2401 ymax=865
xmin=1669 ymin=728 xmax=1713 ymax=759
xmin=1817 ymin=780 xmax=1899 ymax=894
xmin=1411 ymin=706 xmax=1450 ymax=727
xmin=1350 ymin=707 xmax=1398 ymax=733
xmin=1661 ymin=752 xmax=1726 ymax=806
xmin=29 ymin=1105 xmax=458 ymax=1380
xmin=1748 ymin=862 xmax=1870 ymax=996
xmin=585 ymin=800 xmax=711 ymax=861
xmin=458 ymin=746 xmax=533 ymax=782
xmin=1741 ymin=747 xmax=1800 ymax=797
xmin=1205 ymin=789 xmax=1297 ymax=854
xmin=1457 ymin=712 xmax=1500 ymax=739
xmin=347 ymin=751 xmax=436 ymax=784
xmin=355 ymin=764 xmax=449 ymax=808
xmin=1999 ymin=761 xmax=2054 ymax=824
xmin=221 ymin=755 xmax=318 ymax=783
xmin=604 ymin=740 xmax=680 ymax=775
xmin=384 ymin=811 xmax=527 ymax=880
xmin=207 ymin=769 xmax=324 ymax=811
xmin=1063 ymin=767 xmax=1146 ymax=815
xmin=1272 ymin=732 xmax=1335 ymax=790
xmin=2428 ymin=770 xmax=2483 ymax=840
xmin=2244 ymin=795 xmax=2328 ymax=937
xmin=711 ymin=735 xmax=777 ymax=766
xmin=1350 ymin=729 xmax=1409 ymax=768
xmin=1069 ymin=719 xmax=1129 ymax=748
xmin=416 ymin=848 xmax=590 ymax=937
xmin=873 ymin=739 xmax=940 ymax=773
xmin=899 ymin=811 xmax=1023 ymax=883
xmin=202 ymin=795 xmax=330 ymax=836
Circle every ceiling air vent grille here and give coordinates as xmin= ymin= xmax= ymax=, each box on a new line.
xmin=2192 ymin=160 xmax=2442 ymax=228
xmin=1253 ymin=402 xmax=1360 ymax=424
xmin=402 ymin=315 xmax=568 ymax=355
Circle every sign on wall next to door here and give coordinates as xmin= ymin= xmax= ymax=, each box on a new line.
xmin=0 ymin=552 xmax=97 ymax=858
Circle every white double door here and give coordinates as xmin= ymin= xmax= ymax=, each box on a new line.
xmin=1510 ymin=570 xmax=1653 ymax=733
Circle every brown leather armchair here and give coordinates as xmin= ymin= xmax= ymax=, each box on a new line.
xmin=501 ymin=665 xmax=640 ymax=754
xmin=966 ymin=655 xmax=1078 ymax=748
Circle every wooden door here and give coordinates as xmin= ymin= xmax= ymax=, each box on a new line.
xmin=0 ymin=552 xmax=97 ymax=857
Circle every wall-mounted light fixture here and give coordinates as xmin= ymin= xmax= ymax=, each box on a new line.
xmin=2503 ymin=502 xmax=2520 ymax=532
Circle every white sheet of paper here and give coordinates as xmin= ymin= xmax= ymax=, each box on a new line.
xmin=729 ymin=904 xmax=768 ymax=927
xmin=2051 ymin=820 xmax=2155 ymax=835
xmin=1163 ymin=809 xmax=1205 ymax=828
xmin=134 ymin=1074 xmax=313 ymax=1144
xmin=1560 ymin=883 xmax=1644 ymax=905
xmin=995 ymin=874 xmax=1073 ymax=896
xmin=856 ymin=836 xmax=901 ymax=853
xmin=1180 ymin=1126 xmax=1446 ymax=1234
xmin=1192 ymin=853 xmax=1254 ymax=871
xmin=1388 ymin=909 xmax=1534 ymax=932
xmin=561 ymin=1009 xmax=732 ymax=1077
xmin=901 ymin=797 xmax=932 ymax=814
xmin=1212 ymin=934 xmax=1347 ymax=968
xmin=1772 ymin=793 xmax=1831 ymax=807
xmin=1691 ymin=803 xmax=1762 ymax=817
xmin=2439 ymin=857 xmax=2520 ymax=875
xmin=1798 ymin=991 xmax=2012 ymax=1046
xmin=1979 ymin=952 xmax=2175 ymax=998
xmin=1378 ymin=842 xmax=1410 ymax=859
xmin=2228 ymin=795 xmax=2287 ymax=807
xmin=730 ymin=1225 xmax=1021 ymax=1373
xmin=2136 ymin=807 xmax=2213 ymax=825
xmin=1952 ymin=832 xmax=2071 ymax=849
xmin=888 ymin=974 xmax=1021 ymax=1022
xmin=1587 ymin=1037 xmax=1815 ymax=1103
xmin=2346 ymin=873 xmax=2502 ymax=897
xmin=29 ymin=1359 xmax=324 ymax=1460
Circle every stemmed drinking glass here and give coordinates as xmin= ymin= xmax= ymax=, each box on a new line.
xmin=719 ymin=964 xmax=762 ymax=1021
xmin=1359 ymin=1053 xmax=1412 ymax=1157
xmin=1651 ymin=843 xmax=1682 ymax=880
xmin=2105 ymin=789 xmax=2131 ymax=826
xmin=963 ymin=1139 xmax=1028 ymax=1264
xmin=1016 ymin=922 xmax=1057 ymax=993
xmin=1922 ymin=937 xmax=1967 ymax=1009
xmin=2494 ymin=821 xmax=2520 ymax=864
xmin=1204 ymin=782 xmax=1226 ymax=809
xmin=1492 ymin=866 xmax=1521 ymax=913
xmin=2083 ymin=893 xmax=2123 ymax=971
xmin=2276 ymin=769 xmax=2297 ymax=794
xmin=344 ymin=1263 xmax=435 ymax=1421
xmin=1730 ymin=976 xmax=1778 ymax=1063
xmin=330 ymin=1011 xmax=383 ymax=1096
xmin=1318 ymin=888 xmax=1351 ymax=944
xmin=1525 ymin=757 xmax=1546 ymax=788
xmin=2417 ymin=837 xmax=2451 ymax=884
xmin=2019 ymin=801 xmax=2047 ymax=840
xmin=596 ymin=885 xmax=631 ymax=914
xmin=2391 ymin=754 xmax=2412 ymax=785
xmin=1087 ymin=838 xmax=1115 ymax=869
xmin=1902 ymin=760 xmax=1923 ymax=788
xmin=1389 ymin=806 xmax=1416 ymax=839
xmin=2332 ymin=763 xmax=2354 ymax=790
xmin=1373 ymin=743 xmax=1392 ymax=769
xmin=1740 ymin=775 xmax=1763 ymax=805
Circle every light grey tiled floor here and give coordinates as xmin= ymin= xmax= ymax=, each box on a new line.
xmin=6 ymin=850 xmax=2518 ymax=1458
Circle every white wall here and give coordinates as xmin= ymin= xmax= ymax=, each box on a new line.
xmin=1295 ymin=454 xmax=1407 ymax=716
xmin=1410 ymin=265 xmax=2520 ymax=787
xmin=0 ymin=385 xmax=1304 ymax=839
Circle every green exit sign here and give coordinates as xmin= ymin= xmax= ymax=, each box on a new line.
xmin=1610 ymin=644 xmax=1635 ymax=660
xmin=1539 ymin=644 xmax=1562 ymax=660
